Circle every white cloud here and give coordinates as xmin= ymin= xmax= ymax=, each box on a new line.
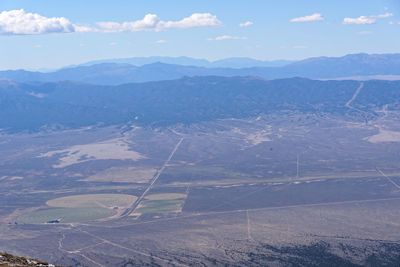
xmin=343 ymin=13 xmax=393 ymax=24
xmin=290 ymin=13 xmax=324 ymax=22
xmin=109 ymin=42 xmax=117 ymax=46
xmin=0 ymin=10 xmax=221 ymax=35
xmin=0 ymin=9 xmax=89 ymax=35
xmin=162 ymin=13 xmax=222 ymax=29
xmin=293 ymin=45 xmax=308 ymax=49
xmin=239 ymin=21 xmax=253 ymax=27
xmin=343 ymin=16 xmax=375 ymax=25
xmin=155 ymin=39 xmax=167 ymax=44
xmin=97 ymin=14 xmax=160 ymax=32
xmin=373 ymin=13 xmax=393 ymax=18
xmin=97 ymin=13 xmax=222 ymax=32
xmin=207 ymin=35 xmax=247 ymax=41
xmin=74 ymin=25 xmax=93 ymax=33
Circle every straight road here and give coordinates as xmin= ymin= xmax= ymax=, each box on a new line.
xmin=121 ymin=138 xmax=184 ymax=217
xmin=376 ymin=168 xmax=400 ymax=190
xmin=346 ymin=82 xmax=364 ymax=108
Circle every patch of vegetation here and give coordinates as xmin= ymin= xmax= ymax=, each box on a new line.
xmin=47 ymin=194 xmax=137 ymax=209
xmin=136 ymin=193 xmax=186 ymax=214
xmin=145 ymin=193 xmax=186 ymax=200
xmin=16 ymin=207 xmax=116 ymax=224
xmin=162 ymin=165 xmax=249 ymax=183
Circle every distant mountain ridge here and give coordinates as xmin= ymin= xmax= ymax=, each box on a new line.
xmin=1 ymin=76 xmax=399 ymax=132
xmin=287 ymin=53 xmax=400 ymax=78
xmin=1 ymin=53 xmax=400 ymax=85
xmin=72 ymin=56 xmax=295 ymax=68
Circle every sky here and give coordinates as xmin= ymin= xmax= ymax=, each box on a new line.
xmin=0 ymin=0 xmax=399 ymax=70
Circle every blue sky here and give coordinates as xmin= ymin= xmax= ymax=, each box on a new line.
xmin=0 ymin=0 xmax=399 ymax=70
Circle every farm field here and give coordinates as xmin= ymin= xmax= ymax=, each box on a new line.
xmin=16 ymin=194 xmax=138 ymax=224
xmin=135 ymin=193 xmax=186 ymax=215
xmin=47 ymin=194 xmax=137 ymax=209
xmin=16 ymin=208 xmax=116 ymax=224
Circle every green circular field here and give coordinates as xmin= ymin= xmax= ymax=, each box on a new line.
xmin=16 ymin=207 xmax=116 ymax=224
xmin=17 ymin=193 xmax=137 ymax=224
xmin=46 ymin=193 xmax=137 ymax=208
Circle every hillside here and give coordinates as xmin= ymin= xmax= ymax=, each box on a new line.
xmin=1 ymin=76 xmax=399 ymax=132
xmin=0 ymin=252 xmax=56 ymax=267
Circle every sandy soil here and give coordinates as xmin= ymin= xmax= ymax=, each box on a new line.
xmin=365 ymin=127 xmax=400 ymax=143
xmin=39 ymin=138 xmax=145 ymax=168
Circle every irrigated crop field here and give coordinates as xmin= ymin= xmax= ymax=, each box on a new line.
xmin=135 ymin=193 xmax=186 ymax=214
xmin=16 ymin=208 xmax=116 ymax=224
xmin=47 ymin=194 xmax=137 ymax=209
xmin=16 ymin=194 xmax=138 ymax=224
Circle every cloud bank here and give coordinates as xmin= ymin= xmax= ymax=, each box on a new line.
xmin=343 ymin=13 xmax=393 ymax=24
xmin=97 ymin=13 xmax=222 ymax=32
xmin=290 ymin=13 xmax=324 ymax=22
xmin=239 ymin=21 xmax=253 ymax=27
xmin=293 ymin=45 xmax=308 ymax=49
xmin=0 ymin=9 xmax=90 ymax=35
xmin=207 ymin=35 xmax=247 ymax=41
xmin=0 ymin=10 xmax=222 ymax=35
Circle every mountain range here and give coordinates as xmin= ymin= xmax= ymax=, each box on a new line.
xmin=1 ymin=53 xmax=400 ymax=85
xmin=1 ymin=76 xmax=399 ymax=132
xmin=71 ymin=56 xmax=295 ymax=68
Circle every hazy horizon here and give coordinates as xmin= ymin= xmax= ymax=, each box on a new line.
xmin=1 ymin=0 xmax=399 ymax=70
